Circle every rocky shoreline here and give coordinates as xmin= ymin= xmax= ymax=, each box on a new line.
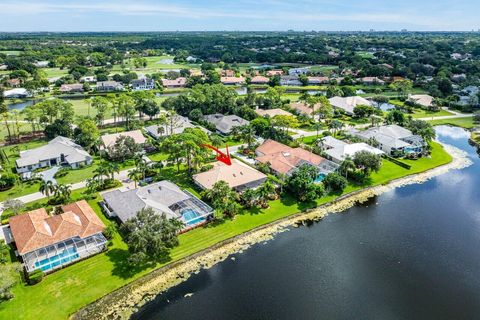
xmin=72 ymin=142 xmax=472 ymax=320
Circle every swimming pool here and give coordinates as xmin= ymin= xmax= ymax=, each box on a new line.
xmin=34 ymin=247 xmax=79 ymax=272
xmin=181 ymin=209 xmax=206 ymax=226
xmin=314 ymin=173 xmax=326 ymax=183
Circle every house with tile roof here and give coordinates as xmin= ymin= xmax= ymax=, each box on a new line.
xmin=193 ymin=159 xmax=267 ymax=192
xmin=161 ymin=77 xmax=187 ymax=89
xmin=319 ymin=136 xmax=384 ymax=163
xmin=100 ymin=130 xmax=147 ymax=155
xmin=255 ymin=108 xmax=293 ymax=118
xmin=9 ymin=200 xmax=106 ymax=273
xmin=255 ymin=139 xmax=338 ymax=176
xmin=328 ymin=96 xmax=373 ymax=115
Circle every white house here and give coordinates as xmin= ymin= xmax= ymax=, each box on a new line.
xmin=16 ymin=136 xmax=93 ymax=173
xmin=131 ymin=78 xmax=155 ymax=91
xmin=329 ymin=96 xmax=373 ymax=115
xmin=319 ymin=136 xmax=384 ymax=163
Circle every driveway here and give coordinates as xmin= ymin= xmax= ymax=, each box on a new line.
xmin=39 ymin=166 xmax=60 ymax=184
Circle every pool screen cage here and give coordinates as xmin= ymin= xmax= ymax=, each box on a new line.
xmin=169 ymin=190 xmax=214 ymax=225
xmin=22 ymin=233 xmax=107 ymax=273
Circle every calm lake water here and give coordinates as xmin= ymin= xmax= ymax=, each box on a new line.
xmin=133 ymin=126 xmax=480 ymax=320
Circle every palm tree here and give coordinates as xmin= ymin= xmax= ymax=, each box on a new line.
xmin=39 ymin=180 xmax=55 ymax=199
xmin=58 ymin=184 xmax=72 ymax=200
xmin=339 ymin=157 xmax=356 ymax=179
xmin=256 ymin=181 xmax=276 ymax=208
xmin=106 ymin=162 xmax=120 ymax=180
xmin=128 ymin=169 xmax=142 ymax=188
xmin=135 ymin=157 xmax=148 ymax=181
xmin=93 ymin=163 xmax=110 ymax=184
xmin=329 ymin=119 xmax=344 ymax=137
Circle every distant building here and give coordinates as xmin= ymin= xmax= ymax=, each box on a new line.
xmin=131 ymin=78 xmax=155 ymax=91
xmin=328 ymin=96 xmax=373 ymax=115
xmin=80 ymin=76 xmax=97 ymax=83
xmin=204 ymin=114 xmax=249 ymax=135
xmin=100 ymin=130 xmax=147 ymax=153
xmin=144 ymin=115 xmax=209 ymax=139
xmin=360 ymin=77 xmax=385 ymax=85
xmin=288 ymin=67 xmax=310 ymax=76
xmin=250 ymin=75 xmax=269 ymax=85
xmin=60 ymin=83 xmax=84 ymax=93
xmin=266 ymin=70 xmax=284 ymax=77
xmin=255 ymin=108 xmax=293 ymax=118
xmin=161 ymin=77 xmax=187 ymax=89
xmin=408 ymin=94 xmax=434 ymax=108
xmin=221 ymin=70 xmax=236 ymax=77
xmin=6 ymin=78 xmax=21 ymax=87
xmin=33 ymin=61 xmax=49 ymax=68
xmin=96 ymin=81 xmax=124 ymax=92
xmin=220 ymin=76 xmax=245 ymax=85
xmin=3 ymin=88 xmax=28 ymax=98
xmin=280 ymin=75 xmax=302 ymax=86
xmin=307 ymin=76 xmax=329 ymax=85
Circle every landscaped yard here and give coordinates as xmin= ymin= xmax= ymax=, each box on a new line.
xmin=411 ymin=108 xmax=454 ymax=119
xmin=0 ymin=141 xmax=452 ymax=320
xmin=427 ymin=116 xmax=476 ymax=129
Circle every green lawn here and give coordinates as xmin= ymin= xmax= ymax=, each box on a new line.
xmin=109 ymin=55 xmax=199 ymax=73
xmin=427 ymin=117 xmax=476 ymax=129
xmin=0 ymin=141 xmax=452 ymax=320
xmin=411 ymin=108 xmax=454 ymax=119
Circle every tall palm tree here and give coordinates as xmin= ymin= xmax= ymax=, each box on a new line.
xmin=128 ymin=169 xmax=142 ymax=188
xmin=107 ymin=162 xmax=120 ymax=180
xmin=339 ymin=157 xmax=356 ymax=180
xmin=39 ymin=180 xmax=55 ymax=199
xmin=93 ymin=164 xmax=109 ymax=184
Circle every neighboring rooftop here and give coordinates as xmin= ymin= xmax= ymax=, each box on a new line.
xmin=329 ymin=96 xmax=373 ymax=115
xmin=204 ymin=114 xmax=249 ymax=135
xmin=9 ymin=200 xmax=105 ymax=255
xmin=193 ymin=158 xmax=267 ymax=191
xmin=409 ymin=94 xmax=434 ymax=107
xmin=255 ymin=108 xmax=293 ymax=118
xmin=100 ymin=130 xmax=147 ymax=150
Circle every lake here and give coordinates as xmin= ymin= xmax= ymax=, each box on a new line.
xmin=132 ymin=126 xmax=480 ymax=320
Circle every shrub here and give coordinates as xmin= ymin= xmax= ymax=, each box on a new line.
xmin=0 ymin=173 xmax=17 ymax=191
xmin=323 ymin=173 xmax=347 ymax=192
xmin=54 ymin=168 xmax=69 ymax=178
xmin=103 ymin=224 xmax=116 ymax=240
xmin=28 ymin=269 xmax=44 ymax=285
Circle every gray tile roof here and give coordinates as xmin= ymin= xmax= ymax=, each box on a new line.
xmin=204 ymin=114 xmax=249 ymax=135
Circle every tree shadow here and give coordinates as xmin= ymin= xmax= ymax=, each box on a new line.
xmin=106 ymin=248 xmax=172 ymax=280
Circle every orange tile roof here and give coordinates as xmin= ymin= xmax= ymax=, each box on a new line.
xmin=290 ymin=102 xmax=316 ymax=115
xmin=9 ymin=200 xmax=105 ymax=255
xmin=255 ymin=139 xmax=326 ymax=175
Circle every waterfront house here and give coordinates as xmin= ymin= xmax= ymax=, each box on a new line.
xmin=96 ymin=81 xmax=124 ymax=92
xmin=101 ymin=180 xmax=213 ymax=229
xmin=348 ymin=124 xmax=426 ymax=156
xmin=9 ymin=200 xmax=106 ymax=273
xmin=3 ymin=88 xmax=29 ymax=98
xmin=307 ymin=76 xmax=329 ymax=85
xmin=255 ymin=139 xmax=338 ymax=176
xmin=319 ymin=136 xmax=384 ymax=163
xmin=250 ymin=76 xmax=269 ymax=85
xmin=60 ymin=83 xmax=84 ymax=93
xmin=204 ymin=114 xmax=249 ymax=135
xmin=328 ymin=96 xmax=373 ymax=115
xmin=16 ymin=136 xmax=93 ymax=174
xmin=161 ymin=77 xmax=187 ymax=89
xmin=220 ymin=76 xmax=245 ymax=85
xmin=280 ymin=75 xmax=302 ymax=86
xmin=131 ymin=78 xmax=155 ymax=91
xmin=193 ymin=159 xmax=267 ymax=192
xmin=80 ymin=76 xmax=97 ymax=83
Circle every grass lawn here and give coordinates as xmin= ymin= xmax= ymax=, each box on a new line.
xmin=411 ymin=108 xmax=454 ymax=119
xmin=427 ymin=117 xmax=476 ymax=129
xmin=0 ymin=141 xmax=452 ymax=320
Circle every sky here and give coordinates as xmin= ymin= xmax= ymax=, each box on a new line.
xmin=0 ymin=0 xmax=478 ymax=32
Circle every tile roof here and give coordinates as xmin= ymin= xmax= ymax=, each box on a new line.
xmin=204 ymin=114 xmax=249 ymax=134
xmin=161 ymin=77 xmax=187 ymax=87
xmin=193 ymin=159 xmax=267 ymax=190
xmin=255 ymin=108 xmax=293 ymax=118
xmin=9 ymin=200 xmax=105 ymax=255
xmin=255 ymin=139 xmax=327 ymax=175
xmin=328 ymin=96 xmax=373 ymax=115
xmin=100 ymin=130 xmax=147 ymax=150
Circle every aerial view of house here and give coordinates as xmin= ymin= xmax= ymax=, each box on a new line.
xmin=250 ymin=75 xmax=269 ymax=84
xmin=319 ymin=136 xmax=384 ymax=163
xmin=255 ymin=108 xmax=293 ymax=118
xmin=204 ymin=114 xmax=250 ymax=135
xmin=131 ymin=78 xmax=155 ymax=91
xmin=8 ymin=200 xmax=107 ymax=273
xmin=255 ymin=139 xmax=338 ymax=176
xmin=96 ymin=81 xmax=124 ymax=92
xmin=161 ymin=77 xmax=187 ymax=89
xmin=193 ymin=158 xmax=267 ymax=192
xmin=408 ymin=94 xmax=435 ymax=108
xmin=329 ymin=96 xmax=373 ymax=115
xmin=220 ymin=76 xmax=245 ymax=85
xmin=100 ymin=130 xmax=147 ymax=152
xmin=101 ymin=180 xmax=213 ymax=228
xmin=144 ymin=115 xmax=208 ymax=138
xmin=348 ymin=124 xmax=426 ymax=156
xmin=15 ymin=136 xmax=93 ymax=174
xmin=59 ymin=83 xmax=84 ymax=93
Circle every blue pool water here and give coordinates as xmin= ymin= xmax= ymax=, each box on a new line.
xmin=181 ymin=209 xmax=206 ymax=226
xmin=314 ymin=173 xmax=326 ymax=183
xmin=34 ymin=247 xmax=79 ymax=272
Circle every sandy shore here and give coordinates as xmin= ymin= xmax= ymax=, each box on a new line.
xmin=72 ymin=142 xmax=472 ymax=320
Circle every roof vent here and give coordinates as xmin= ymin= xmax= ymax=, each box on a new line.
xmin=43 ymin=222 xmax=52 ymax=236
